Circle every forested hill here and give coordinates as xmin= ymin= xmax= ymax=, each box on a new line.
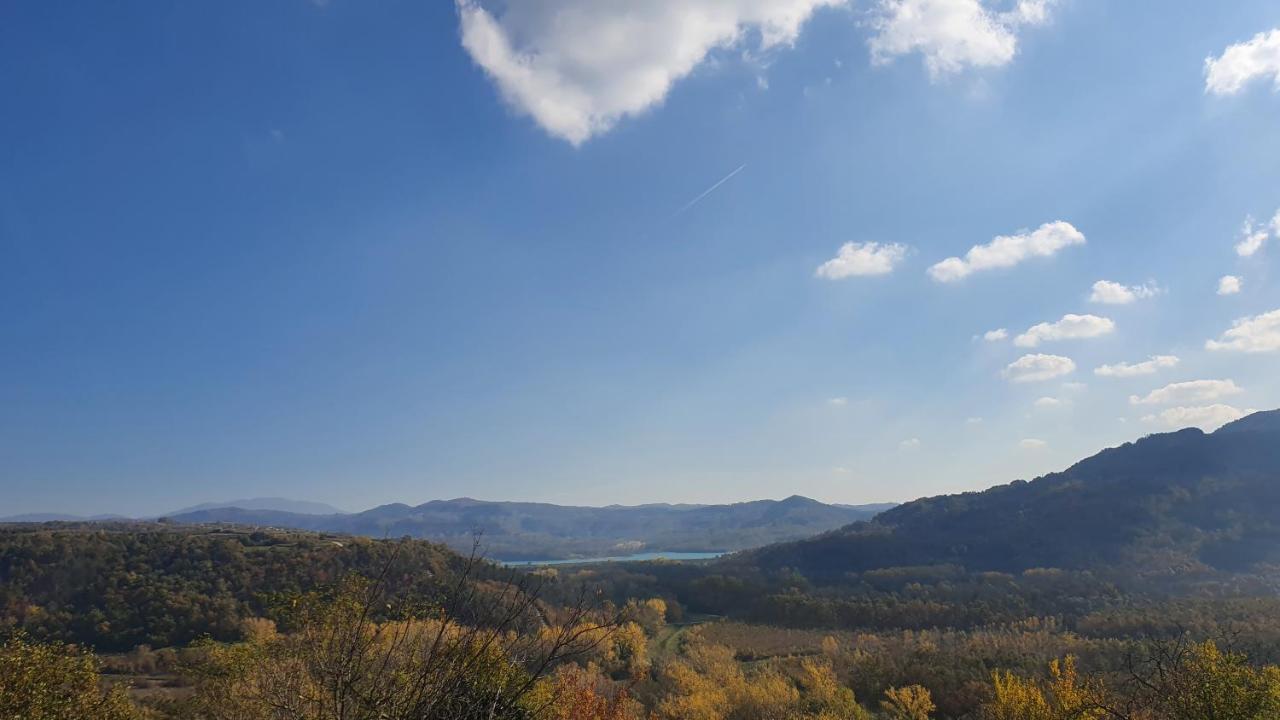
xmin=743 ymin=409 xmax=1280 ymax=579
xmin=0 ymin=525 xmax=470 ymax=651
xmin=166 ymin=496 xmax=890 ymax=560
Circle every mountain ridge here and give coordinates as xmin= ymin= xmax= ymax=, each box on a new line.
xmin=740 ymin=408 xmax=1280 ymax=580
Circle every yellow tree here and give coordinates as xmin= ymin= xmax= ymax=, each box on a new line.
xmin=0 ymin=634 xmax=143 ymax=720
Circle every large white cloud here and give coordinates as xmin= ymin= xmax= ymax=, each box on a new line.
xmin=868 ymin=0 xmax=1053 ymax=77
xmin=456 ymin=0 xmax=844 ymax=145
xmin=1129 ymin=379 xmax=1243 ymax=406
xmin=1142 ymin=404 xmax=1253 ymax=432
xmin=1205 ymin=29 xmax=1280 ymax=96
xmin=928 ymin=221 xmax=1084 ymax=282
xmin=1002 ymin=353 xmax=1075 ymax=383
xmin=815 ymin=242 xmax=909 ymax=278
xmin=1014 ymin=314 xmax=1115 ymax=348
xmin=1205 ymin=308 xmax=1280 ymax=353
xmin=1094 ymin=355 xmax=1179 ymax=378
xmin=1089 ymin=280 xmax=1158 ymax=305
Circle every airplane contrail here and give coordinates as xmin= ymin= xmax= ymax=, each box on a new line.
xmin=674 ymin=163 xmax=747 ymax=216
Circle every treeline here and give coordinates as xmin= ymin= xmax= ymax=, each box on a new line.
xmin=0 ymin=524 xmax=469 ymax=650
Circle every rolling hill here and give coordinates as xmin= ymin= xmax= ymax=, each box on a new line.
xmin=166 ymin=495 xmax=891 ymax=560
xmin=744 ymin=409 xmax=1280 ymax=579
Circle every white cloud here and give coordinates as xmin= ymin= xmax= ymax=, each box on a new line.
xmin=827 ymin=396 xmax=849 ymax=406
xmin=1002 ymin=353 xmax=1076 ymax=383
xmin=868 ymin=0 xmax=1053 ymax=78
xmin=1014 ymin=314 xmax=1115 ymax=348
xmin=983 ymin=328 xmax=1008 ymax=341
xmin=1206 ymin=308 xmax=1280 ymax=353
xmin=1205 ymin=29 xmax=1280 ymax=96
xmin=899 ymin=437 xmax=922 ymax=450
xmin=456 ymin=0 xmax=843 ymax=145
xmin=816 ymin=242 xmax=909 ymax=278
xmin=1129 ymin=379 xmax=1243 ymax=406
xmin=1034 ymin=396 xmax=1061 ymax=408
xmin=1094 ymin=355 xmax=1179 ymax=378
xmin=1020 ymin=438 xmax=1047 ymax=449
xmin=965 ymin=416 xmax=983 ymax=425
xmin=928 ymin=221 xmax=1085 ymax=282
xmin=1235 ymin=216 xmax=1269 ymax=257
xmin=1089 ymin=280 xmax=1159 ymax=305
xmin=1217 ymin=275 xmax=1242 ymax=296
xmin=1142 ymin=404 xmax=1253 ymax=432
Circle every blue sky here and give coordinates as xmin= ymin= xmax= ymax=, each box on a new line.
xmin=2 ymin=0 xmax=1279 ymax=516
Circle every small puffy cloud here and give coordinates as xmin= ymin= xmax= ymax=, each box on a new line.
xmin=1014 ymin=314 xmax=1115 ymax=348
xmin=1094 ymin=355 xmax=1179 ymax=378
xmin=457 ymin=0 xmax=844 ymax=145
xmin=868 ymin=0 xmax=1053 ymax=78
xmin=983 ymin=328 xmax=1008 ymax=342
xmin=1034 ymin=396 xmax=1061 ymax=408
xmin=1205 ymin=29 xmax=1280 ymax=96
xmin=1129 ymin=379 xmax=1243 ymax=406
xmin=816 ymin=242 xmax=909 ymax=279
xmin=1002 ymin=353 xmax=1076 ymax=383
xmin=1089 ymin=280 xmax=1159 ymax=305
xmin=1217 ymin=275 xmax=1242 ymax=296
xmin=1235 ymin=216 xmax=1270 ymax=257
xmin=1142 ymin=404 xmax=1253 ymax=432
xmin=827 ymin=396 xmax=849 ymax=406
xmin=899 ymin=437 xmax=922 ymax=451
xmin=1205 ymin=308 xmax=1280 ymax=353
xmin=928 ymin=221 xmax=1085 ymax=282
xmin=1020 ymin=438 xmax=1048 ymax=450
xmin=965 ymin=416 xmax=983 ymax=425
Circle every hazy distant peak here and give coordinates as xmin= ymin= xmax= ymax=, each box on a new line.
xmin=166 ymin=497 xmax=346 ymax=516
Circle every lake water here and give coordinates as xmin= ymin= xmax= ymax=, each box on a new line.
xmin=501 ymin=551 xmax=725 ymax=567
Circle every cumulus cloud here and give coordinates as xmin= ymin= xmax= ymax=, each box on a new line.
xmin=928 ymin=221 xmax=1085 ymax=282
xmin=983 ymin=328 xmax=1008 ymax=341
xmin=868 ymin=0 xmax=1053 ymax=78
xmin=1034 ymin=396 xmax=1061 ymax=408
xmin=1129 ymin=379 xmax=1243 ymax=406
xmin=1205 ymin=29 xmax=1280 ymax=96
xmin=1235 ymin=216 xmax=1270 ymax=257
xmin=456 ymin=0 xmax=843 ymax=145
xmin=1020 ymin=438 xmax=1047 ymax=449
xmin=816 ymin=242 xmax=909 ymax=278
xmin=965 ymin=416 xmax=984 ymax=425
xmin=1142 ymin=404 xmax=1253 ymax=432
xmin=1205 ymin=308 xmax=1280 ymax=352
xmin=827 ymin=396 xmax=849 ymax=406
xmin=1217 ymin=275 xmax=1242 ymax=296
xmin=1094 ymin=355 xmax=1179 ymax=378
xmin=1014 ymin=314 xmax=1115 ymax=348
xmin=1002 ymin=353 xmax=1076 ymax=383
xmin=1089 ymin=280 xmax=1159 ymax=305
xmin=899 ymin=437 xmax=922 ymax=450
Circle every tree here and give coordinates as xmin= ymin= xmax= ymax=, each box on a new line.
xmin=0 ymin=634 xmax=143 ymax=720
xmin=880 ymin=685 xmax=935 ymax=720
xmin=186 ymin=545 xmax=619 ymax=720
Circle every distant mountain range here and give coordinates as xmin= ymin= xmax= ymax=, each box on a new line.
xmin=164 ymin=497 xmax=347 ymax=516
xmin=163 ymin=496 xmax=892 ymax=560
xmin=0 ymin=494 xmax=891 ymax=560
xmin=743 ymin=409 xmax=1280 ymax=580
xmin=0 ymin=497 xmax=345 ymax=524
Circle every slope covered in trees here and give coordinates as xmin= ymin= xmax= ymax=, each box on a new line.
xmin=743 ymin=410 xmax=1280 ymax=580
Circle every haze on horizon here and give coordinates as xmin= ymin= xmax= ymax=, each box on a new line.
xmin=3 ymin=1 xmax=1279 ymax=518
